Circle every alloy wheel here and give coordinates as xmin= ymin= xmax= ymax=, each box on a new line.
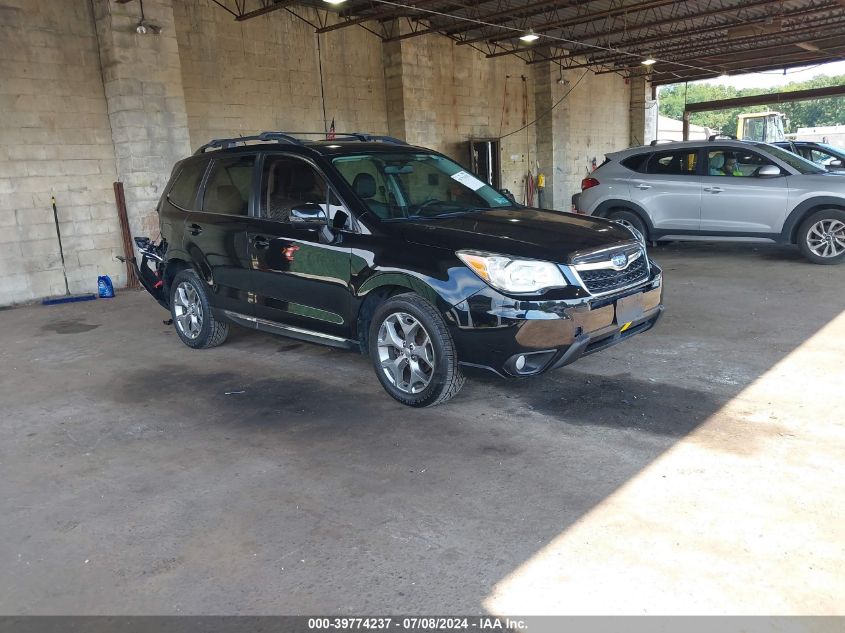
xmin=806 ymin=219 xmax=845 ymax=258
xmin=376 ymin=312 xmax=435 ymax=394
xmin=173 ymin=281 xmax=204 ymax=340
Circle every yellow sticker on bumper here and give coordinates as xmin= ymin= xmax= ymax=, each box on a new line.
xmin=620 ymin=321 xmax=633 ymax=333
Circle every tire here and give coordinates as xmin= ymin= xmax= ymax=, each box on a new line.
xmin=169 ymin=269 xmax=229 ymax=348
xmin=608 ymin=209 xmax=648 ymax=241
xmin=368 ymin=293 xmax=465 ymax=407
xmin=797 ymin=209 xmax=845 ymax=265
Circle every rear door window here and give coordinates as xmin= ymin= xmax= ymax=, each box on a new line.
xmin=201 ymin=154 xmax=256 ymax=215
xmin=167 ymin=160 xmax=208 ymax=209
xmin=646 ymin=150 xmax=698 ymax=175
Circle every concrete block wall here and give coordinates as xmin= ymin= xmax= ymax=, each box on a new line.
xmin=538 ymin=62 xmax=631 ymax=210
xmin=93 ymin=0 xmax=192 ymax=241
xmin=173 ymin=1 xmax=389 ymax=149
xmin=385 ymin=33 xmax=537 ymax=200
xmin=0 ymin=0 xmax=124 ymax=304
xmin=629 ymin=71 xmax=658 ymax=147
xmin=0 ymin=0 xmax=637 ymax=306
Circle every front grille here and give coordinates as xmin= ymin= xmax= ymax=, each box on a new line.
xmin=576 ymin=249 xmax=649 ymax=294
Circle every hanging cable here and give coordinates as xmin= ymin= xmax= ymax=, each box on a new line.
xmin=368 ymin=0 xmax=736 ymax=77
xmin=499 ymin=68 xmax=590 ymax=140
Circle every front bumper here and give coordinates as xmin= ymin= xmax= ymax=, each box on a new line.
xmin=446 ymin=264 xmax=663 ymax=377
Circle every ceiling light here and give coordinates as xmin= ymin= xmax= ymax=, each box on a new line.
xmin=642 ymin=58 xmax=657 ymax=66
xmin=134 ymin=0 xmax=160 ymax=35
xmin=520 ymin=31 xmax=540 ymax=43
xmin=323 ymin=0 xmax=347 ymax=4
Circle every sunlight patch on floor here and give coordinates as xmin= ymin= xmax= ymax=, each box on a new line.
xmin=484 ymin=310 xmax=845 ymax=615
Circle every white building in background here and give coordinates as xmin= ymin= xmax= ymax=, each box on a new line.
xmin=795 ymin=125 xmax=845 ymax=146
xmin=656 ymin=115 xmax=714 ymax=141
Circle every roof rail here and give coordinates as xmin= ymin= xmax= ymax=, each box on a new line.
xmin=334 ymin=132 xmax=409 ymax=145
xmin=708 ymin=134 xmax=738 ymax=141
xmin=194 ymin=131 xmax=409 ymax=154
xmin=649 ymin=139 xmax=676 ymax=146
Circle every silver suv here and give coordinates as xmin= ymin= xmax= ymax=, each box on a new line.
xmin=573 ymin=139 xmax=845 ymax=264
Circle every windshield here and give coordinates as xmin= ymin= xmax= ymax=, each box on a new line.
xmin=332 ymin=152 xmax=513 ymax=219
xmin=757 ymin=143 xmax=825 ymax=175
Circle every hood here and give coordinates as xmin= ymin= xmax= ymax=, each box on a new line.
xmin=392 ymin=207 xmax=636 ymax=263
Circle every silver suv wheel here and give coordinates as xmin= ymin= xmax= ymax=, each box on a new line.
xmin=805 ymin=219 xmax=845 ymax=258
xmin=376 ymin=312 xmax=435 ymax=394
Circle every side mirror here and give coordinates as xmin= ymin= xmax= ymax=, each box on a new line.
xmin=757 ymin=165 xmax=781 ymax=178
xmin=827 ymin=160 xmax=844 ymax=171
xmin=290 ymin=203 xmax=327 ymax=226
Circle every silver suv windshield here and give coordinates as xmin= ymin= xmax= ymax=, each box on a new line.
xmin=332 ymin=152 xmax=513 ymax=219
xmin=757 ymin=143 xmax=825 ymax=175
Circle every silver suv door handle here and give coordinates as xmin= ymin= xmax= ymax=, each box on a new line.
xmin=635 ymin=184 xmax=651 ymax=190
xmin=704 ymin=186 xmax=724 ymax=193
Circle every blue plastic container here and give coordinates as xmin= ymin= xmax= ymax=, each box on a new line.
xmin=98 ymin=275 xmax=115 ymax=298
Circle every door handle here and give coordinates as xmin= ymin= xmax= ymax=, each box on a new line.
xmin=252 ymin=235 xmax=270 ymax=249
xmin=704 ymin=186 xmax=724 ymax=193
xmin=188 ymin=223 xmax=203 ymax=235
xmin=635 ymin=184 xmax=651 ymax=190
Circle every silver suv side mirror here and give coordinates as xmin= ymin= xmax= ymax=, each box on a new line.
xmin=757 ymin=165 xmax=781 ymax=178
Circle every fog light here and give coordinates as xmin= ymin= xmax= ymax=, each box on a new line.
xmin=515 ymin=355 xmax=526 ymax=371
xmin=652 ymin=272 xmax=662 ymax=288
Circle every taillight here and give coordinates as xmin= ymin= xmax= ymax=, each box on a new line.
xmin=581 ymin=177 xmax=600 ymax=191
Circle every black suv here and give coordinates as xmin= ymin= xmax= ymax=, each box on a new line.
xmin=132 ymin=132 xmax=664 ymax=406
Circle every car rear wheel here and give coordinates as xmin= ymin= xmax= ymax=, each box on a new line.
xmin=369 ymin=293 xmax=465 ymax=407
xmin=798 ymin=209 xmax=845 ymax=265
xmin=170 ymin=269 xmax=230 ymax=348
xmin=608 ymin=209 xmax=648 ymax=240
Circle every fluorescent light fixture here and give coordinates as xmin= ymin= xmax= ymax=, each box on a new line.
xmin=641 ymin=58 xmax=657 ymax=66
xmin=520 ymin=32 xmax=540 ymax=43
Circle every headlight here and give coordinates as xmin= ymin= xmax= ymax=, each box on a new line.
xmin=457 ymin=250 xmax=568 ymax=294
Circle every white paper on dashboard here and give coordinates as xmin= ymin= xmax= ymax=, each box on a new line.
xmin=451 ymin=170 xmax=486 ymax=191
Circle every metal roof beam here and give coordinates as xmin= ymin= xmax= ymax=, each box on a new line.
xmin=387 ymin=0 xmax=691 ymax=45
xmin=315 ymin=0 xmax=446 ymax=33
xmin=234 ymin=0 xmax=298 ymax=21
xmin=681 ymin=84 xmax=845 ymax=112
xmin=650 ymin=56 xmax=845 ymax=86
xmin=481 ymin=0 xmax=779 ymax=49
xmin=582 ymin=18 xmax=845 ymax=71
xmin=568 ymin=1 xmax=841 ymax=62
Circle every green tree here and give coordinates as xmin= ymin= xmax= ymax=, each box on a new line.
xmin=658 ymin=75 xmax=845 ymax=135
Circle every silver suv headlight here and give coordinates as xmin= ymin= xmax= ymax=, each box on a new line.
xmin=457 ymin=250 xmax=568 ymax=294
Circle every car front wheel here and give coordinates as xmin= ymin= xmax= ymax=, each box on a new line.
xmin=798 ymin=209 xmax=845 ymax=265
xmin=369 ymin=293 xmax=465 ymax=407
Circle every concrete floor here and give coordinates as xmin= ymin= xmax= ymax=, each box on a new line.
xmin=1 ymin=241 xmax=843 ymax=615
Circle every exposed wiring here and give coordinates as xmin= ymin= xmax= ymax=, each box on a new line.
xmin=368 ymin=0 xmax=732 ymax=77
xmin=499 ymin=68 xmax=590 ymax=139
xmin=498 ymin=75 xmax=509 ymax=138
xmin=316 ymin=32 xmax=329 ymax=134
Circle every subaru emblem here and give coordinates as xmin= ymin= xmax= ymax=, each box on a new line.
xmin=611 ymin=253 xmax=628 ymax=269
